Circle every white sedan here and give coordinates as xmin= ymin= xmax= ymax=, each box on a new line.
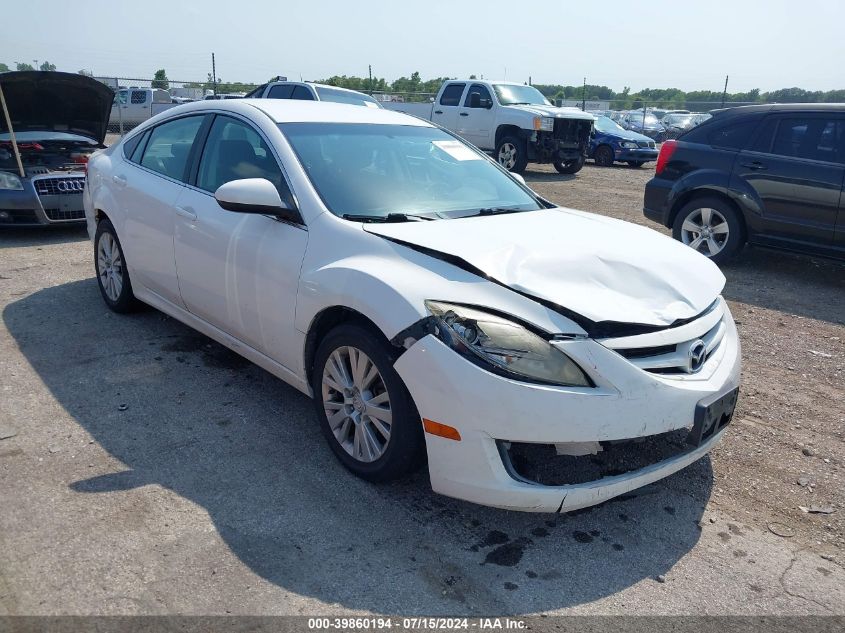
xmin=84 ymin=99 xmax=741 ymax=512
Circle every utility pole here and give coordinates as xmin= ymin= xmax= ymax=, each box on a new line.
xmin=582 ymin=77 xmax=587 ymax=111
xmin=721 ymin=75 xmax=729 ymax=108
xmin=368 ymin=64 xmax=373 ymax=95
xmin=529 ymin=75 xmax=532 ymax=86
xmin=212 ymin=52 xmax=217 ymax=96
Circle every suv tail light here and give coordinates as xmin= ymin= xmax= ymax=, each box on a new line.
xmin=655 ymin=140 xmax=677 ymax=176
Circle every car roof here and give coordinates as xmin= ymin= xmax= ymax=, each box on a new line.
xmin=158 ymin=98 xmax=434 ymax=127
xmin=712 ymin=103 xmax=845 ymax=116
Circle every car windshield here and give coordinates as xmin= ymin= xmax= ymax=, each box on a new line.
xmin=314 ymin=86 xmax=381 ymax=108
xmin=594 ymin=116 xmax=625 ymax=133
xmin=492 ymin=84 xmax=551 ymax=106
xmin=631 ymin=113 xmax=659 ymax=125
xmin=280 ymin=123 xmax=541 ymax=220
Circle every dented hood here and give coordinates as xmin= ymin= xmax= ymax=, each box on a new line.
xmin=0 ymin=71 xmax=113 ymax=143
xmin=364 ymin=208 xmax=725 ymax=331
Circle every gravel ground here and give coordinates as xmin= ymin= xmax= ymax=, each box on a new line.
xmin=0 ymin=162 xmax=843 ymax=616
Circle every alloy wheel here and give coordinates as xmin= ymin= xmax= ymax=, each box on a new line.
xmin=498 ymin=142 xmax=517 ymax=170
xmin=680 ymin=207 xmax=730 ymax=257
xmin=97 ymin=232 xmax=124 ymax=302
xmin=321 ymin=346 xmax=392 ymax=463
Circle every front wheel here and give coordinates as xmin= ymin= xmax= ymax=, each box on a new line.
xmin=553 ymin=155 xmax=585 ymax=174
xmin=672 ymin=197 xmax=745 ymax=264
xmin=312 ymin=324 xmax=425 ymax=482
xmin=94 ymin=218 xmax=142 ymax=313
xmin=495 ymin=136 xmax=528 ymax=173
xmin=593 ymin=145 xmax=614 ymax=167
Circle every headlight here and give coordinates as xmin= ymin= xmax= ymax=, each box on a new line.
xmin=619 ymin=141 xmax=639 ymax=149
xmin=0 ymin=172 xmax=24 ymax=190
xmin=533 ymin=116 xmax=555 ymax=132
xmin=425 ymin=301 xmax=592 ymax=387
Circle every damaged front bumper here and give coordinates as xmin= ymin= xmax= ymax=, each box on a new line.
xmin=393 ymin=306 xmax=740 ymax=512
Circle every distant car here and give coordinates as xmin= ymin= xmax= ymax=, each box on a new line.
xmin=622 ymin=111 xmax=666 ymax=141
xmin=653 ymin=109 xmax=690 ymax=121
xmin=662 ymin=113 xmax=697 ymax=139
xmin=0 ymin=71 xmax=111 ymax=226
xmin=204 ymin=93 xmax=245 ymax=100
xmin=644 ymin=103 xmax=845 ymax=263
xmin=110 ymin=87 xmax=178 ymax=128
xmin=245 ymin=81 xmax=382 ymax=108
xmin=588 ymin=116 xmax=658 ymax=167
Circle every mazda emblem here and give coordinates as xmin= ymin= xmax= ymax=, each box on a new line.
xmin=688 ymin=340 xmax=707 ymax=372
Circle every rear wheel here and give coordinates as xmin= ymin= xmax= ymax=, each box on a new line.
xmin=672 ymin=197 xmax=745 ymax=264
xmin=496 ymin=136 xmax=528 ymax=173
xmin=94 ymin=218 xmax=142 ymax=313
xmin=312 ymin=324 xmax=425 ymax=482
xmin=593 ymin=145 xmax=614 ymax=167
xmin=554 ymin=155 xmax=585 ymax=174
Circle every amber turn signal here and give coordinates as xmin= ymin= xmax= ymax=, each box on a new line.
xmin=423 ymin=418 xmax=462 ymax=441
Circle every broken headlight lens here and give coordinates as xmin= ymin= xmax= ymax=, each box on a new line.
xmin=425 ymin=301 xmax=591 ymax=387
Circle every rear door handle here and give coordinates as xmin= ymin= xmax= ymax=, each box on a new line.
xmin=459 ymin=112 xmax=469 ymax=117
xmin=111 ymin=175 xmax=127 ymax=187
xmin=434 ymin=110 xmax=443 ymax=115
xmin=741 ymin=161 xmax=767 ymax=170
xmin=174 ymin=205 xmax=197 ymax=221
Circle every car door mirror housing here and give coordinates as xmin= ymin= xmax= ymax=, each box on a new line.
xmin=511 ymin=173 xmax=527 ymax=186
xmin=214 ymin=178 xmax=297 ymax=221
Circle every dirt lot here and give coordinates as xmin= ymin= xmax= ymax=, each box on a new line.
xmin=0 ymin=162 xmax=843 ymax=616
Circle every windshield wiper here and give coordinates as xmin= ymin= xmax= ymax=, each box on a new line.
xmin=474 ymin=207 xmax=529 ymax=216
xmin=341 ymin=212 xmax=433 ymax=223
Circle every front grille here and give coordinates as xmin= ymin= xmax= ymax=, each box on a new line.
xmin=43 ymin=208 xmax=85 ymax=221
xmin=33 ymin=176 xmax=86 ymax=196
xmin=600 ymin=300 xmax=727 ymax=376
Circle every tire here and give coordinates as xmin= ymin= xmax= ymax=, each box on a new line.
xmin=593 ymin=145 xmax=614 ymax=167
xmin=626 ymin=161 xmax=645 ymax=168
xmin=495 ymin=136 xmax=528 ymax=173
xmin=672 ymin=196 xmax=745 ymax=264
xmin=554 ymin=155 xmax=585 ymax=174
xmin=311 ymin=323 xmax=425 ymax=482
xmin=94 ymin=218 xmax=142 ymax=313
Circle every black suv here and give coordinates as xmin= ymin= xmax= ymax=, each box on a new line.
xmin=643 ymin=104 xmax=845 ymax=263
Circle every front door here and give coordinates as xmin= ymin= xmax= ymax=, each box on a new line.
xmin=734 ymin=114 xmax=845 ymax=246
xmin=173 ymin=114 xmax=307 ymax=371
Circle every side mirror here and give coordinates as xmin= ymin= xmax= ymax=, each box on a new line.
xmin=511 ymin=173 xmax=527 ymax=186
xmin=215 ymin=178 xmax=298 ymax=222
xmin=482 ymin=98 xmax=493 ymax=109
xmin=469 ymin=93 xmax=481 ymax=108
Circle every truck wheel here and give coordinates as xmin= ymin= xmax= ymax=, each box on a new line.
xmin=554 ymin=155 xmax=585 ymax=174
xmin=496 ymin=136 xmax=528 ymax=173
xmin=672 ymin=196 xmax=745 ymax=264
xmin=593 ymin=145 xmax=614 ymax=167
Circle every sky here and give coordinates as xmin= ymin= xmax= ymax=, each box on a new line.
xmin=2 ymin=0 xmax=844 ymax=93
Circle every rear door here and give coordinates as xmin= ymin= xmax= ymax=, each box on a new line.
xmin=431 ymin=82 xmax=466 ymax=132
xmin=455 ymin=83 xmax=496 ymax=149
xmin=733 ymin=113 xmax=845 ymax=246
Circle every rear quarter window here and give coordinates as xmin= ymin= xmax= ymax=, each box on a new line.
xmin=706 ymin=118 xmax=760 ymax=150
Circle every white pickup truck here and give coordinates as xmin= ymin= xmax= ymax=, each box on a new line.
xmin=383 ymin=80 xmax=594 ymax=174
xmin=109 ymin=88 xmax=178 ymax=129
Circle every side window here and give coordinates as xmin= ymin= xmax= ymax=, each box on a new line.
xmin=291 ymin=85 xmax=315 ymax=101
xmin=267 ymin=84 xmax=295 ymax=99
xmin=748 ymin=117 xmax=777 ymax=154
xmin=139 ymin=116 xmax=204 ymax=180
xmin=196 ymin=116 xmax=295 ymax=209
xmin=130 ymin=131 xmax=149 ymax=163
xmin=122 ymin=132 xmax=145 ymax=161
xmin=708 ymin=118 xmax=758 ymax=150
xmin=771 ymin=117 xmax=844 ymax=163
xmin=464 ymin=84 xmax=492 ymax=108
xmin=114 ymin=90 xmax=127 ymax=105
xmin=130 ymin=90 xmax=147 ymax=105
xmin=439 ymin=83 xmax=466 ymax=106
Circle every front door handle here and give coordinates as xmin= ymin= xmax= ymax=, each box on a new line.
xmin=174 ymin=205 xmax=197 ymax=221
xmin=111 ymin=175 xmax=127 ymax=187
xmin=741 ymin=161 xmax=767 ymax=171
xmin=459 ymin=112 xmax=469 ymax=117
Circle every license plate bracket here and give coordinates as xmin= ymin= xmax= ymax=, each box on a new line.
xmin=687 ymin=387 xmax=738 ymax=447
